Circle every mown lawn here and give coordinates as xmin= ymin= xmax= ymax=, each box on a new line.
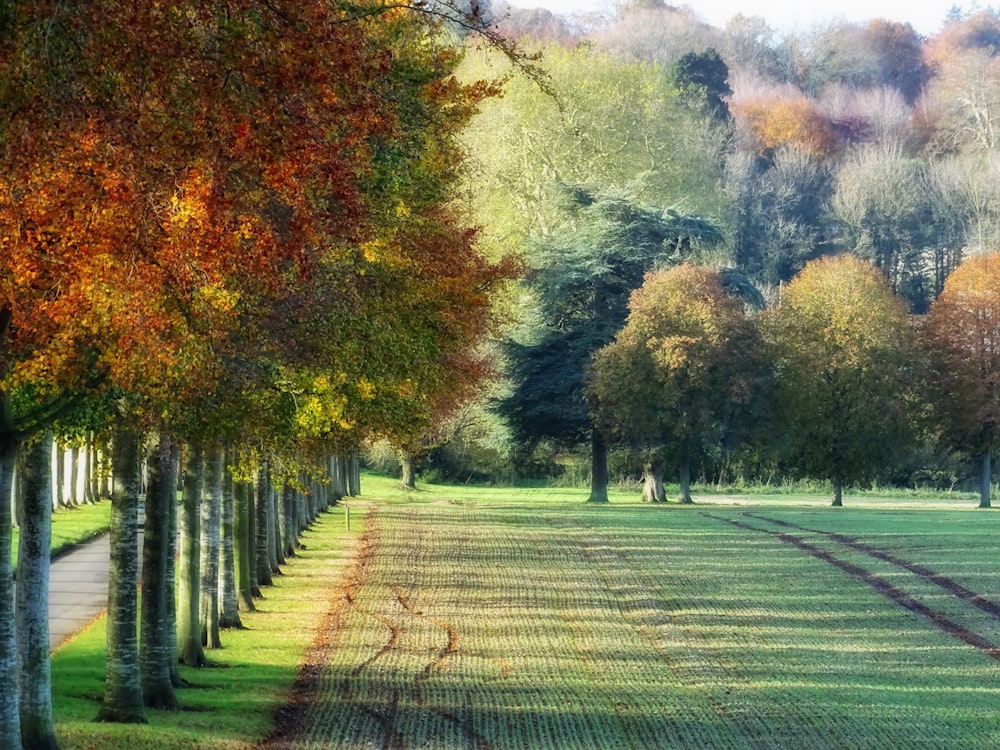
xmin=51 ymin=477 xmax=1000 ymax=749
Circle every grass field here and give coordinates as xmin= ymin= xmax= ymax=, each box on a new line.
xmin=50 ymin=477 xmax=1000 ymax=749
xmin=275 ymin=476 xmax=1000 ymax=749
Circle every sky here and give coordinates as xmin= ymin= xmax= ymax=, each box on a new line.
xmin=509 ymin=0 xmax=967 ymax=37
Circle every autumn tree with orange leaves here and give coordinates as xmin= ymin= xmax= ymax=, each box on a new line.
xmin=922 ymin=252 xmax=1000 ymax=508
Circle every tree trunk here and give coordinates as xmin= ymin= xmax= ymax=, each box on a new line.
xmin=255 ymin=465 xmax=274 ymax=587
xmin=233 ymin=480 xmax=256 ymax=612
xmin=16 ymin=431 xmax=59 ymax=749
xmin=164 ymin=448 xmax=180 ymax=688
xmin=177 ymin=444 xmax=205 ymax=667
xmin=217 ymin=456 xmax=242 ymax=629
xmin=84 ymin=433 xmax=96 ymax=505
xmin=95 ymin=430 xmax=147 ymax=724
xmin=139 ymin=432 xmax=178 ymax=710
xmin=399 ymin=452 xmax=416 ymax=491
xmin=832 ymin=480 xmax=844 ymax=507
xmin=270 ymin=473 xmax=285 ymax=571
xmin=246 ymin=480 xmax=261 ymax=599
xmin=54 ymin=441 xmax=65 ymax=510
xmin=979 ymin=450 xmax=992 ymax=508
xmin=98 ymin=436 xmax=111 ymax=500
xmin=69 ymin=444 xmax=80 ymax=507
xmin=642 ymin=459 xmax=665 ymax=503
xmin=0 ymin=426 xmax=20 ymax=749
xmin=281 ymin=481 xmax=298 ymax=559
xmin=586 ymin=430 xmax=609 ymax=503
xmin=347 ymin=454 xmax=360 ymax=497
xmin=199 ymin=446 xmax=222 ymax=650
xmin=329 ymin=455 xmax=346 ymax=502
xmin=678 ymin=461 xmax=694 ymax=504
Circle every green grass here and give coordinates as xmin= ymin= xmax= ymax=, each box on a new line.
xmin=48 ymin=476 xmax=1000 ymax=748
xmin=12 ymin=501 xmax=113 ymax=570
xmin=51 ymin=506 xmax=361 ymax=750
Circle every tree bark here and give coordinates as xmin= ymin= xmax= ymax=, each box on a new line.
xmin=0 ymin=426 xmax=19 ymax=748
xmin=54 ymin=441 xmax=65 ymax=510
xmin=95 ymin=430 xmax=147 ymax=724
xmin=347 ymin=454 xmax=361 ymax=497
xmin=329 ymin=455 xmax=346 ymax=502
xmin=199 ymin=446 xmax=223 ymax=649
xmin=139 ymin=432 xmax=178 ymax=710
xmin=69 ymin=444 xmax=80 ymax=507
xmin=832 ymin=480 xmax=844 ymax=507
xmin=979 ymin=450 xmax=992 ymax=509
xmin=16 ymin=431 xmax=59 ymax=749
xmin=217 ymin=456 xmax=243 ymax=629
xmin=678 ymin=461 xmax=693 ymax=504
xmin=84 ymin=433 xmax=96 ymax=505
xmin=233 ymin=480 xmax=256 ymax=612
xmin=177 ymin=444 xmax=205 ymax=667
xmin=399 ymin=452 xmax=416 ymax=491
xmin=586 ymin=430 xmax=609 ymax=503
xmin=270 ymin=473 xmax=285 ymax=570
xmin=642 ymin=459 xmax=665 ymax=503
xmin=281 ymin=481 xmax=298 ymax=559
xmin=255 ymin=464 xmax=274 ymax=587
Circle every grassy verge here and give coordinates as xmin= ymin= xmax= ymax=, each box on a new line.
xmin=12 ymin=501 xmax=114 ymax=570
xmin=51 ymin=505 xmax=361 ymax=750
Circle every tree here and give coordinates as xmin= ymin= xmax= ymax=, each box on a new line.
xmin=922 ymin=251 xmax=1000 ymax=507
xmin=832 ymin=144 xmax=938 ymax=310
xmin=497 ymin=184 xmax=723 ymax=502
xmin=762 ymin=255 xmax=916 ymax=506
xmin=95 ymin=429 xmax=146 ymax=724
xmin=589 ymin=264 xmax=767 ymax=503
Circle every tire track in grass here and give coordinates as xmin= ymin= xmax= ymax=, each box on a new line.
xmin=743 ymin=512 xmax=1000 ymax=621
xmin=393 ymin=585 xmax=493 ymax=750
xmin=262 ymin=511 xmax=405 ymax=750
xmin=707 ymin=513 xmax=1000 ymax=662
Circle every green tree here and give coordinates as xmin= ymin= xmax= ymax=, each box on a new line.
xmin=763 ymin=255 xmax=916 ymax=506
xmin=589 ymin=265 xmax=767 ymax=503
xmin=497 ymin=185 xmax=723 ymax=502
xmin=922 ymin=251 xmax=1000 ymax=507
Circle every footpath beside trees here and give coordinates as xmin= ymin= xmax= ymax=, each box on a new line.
xmin=763 ymin=255 xmax=916 ymax=506
xmin=922 ymin=252 xmax=1000 ymax=508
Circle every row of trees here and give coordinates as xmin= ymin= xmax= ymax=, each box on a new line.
xmin=0 ymin=2 xmax=519 ymax=748
xmin=589 ymin=252 xmax=1000 ymax=508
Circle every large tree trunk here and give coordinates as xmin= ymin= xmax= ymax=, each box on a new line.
xmin=832 ymin=480 xmax=844 ymax=507
xmin=69 ymin=444 xmax=80 ymax=507
xmin=0 ymin=426 xmax=20 ymax=748
xmin=177 ymin=444 xmax=205 ymax=667
xmin=233 ymin=479 xmax=256 ymax=612
xmin=678 ymin=461 xmax=693 ymax=504
xmin=329 ymin=455 xmax=346 ymax=502
xmin=347 ymin=454 xmax=360 ymax=497
xmin=979 ymin=450 xmax=992 ymax=509
xmin=139 ymin=432 xmax=178 ymax=710
xmin=586 ymin=430 xmax=609 ymax=503
xmin=16 ymin=431 xmax=59 ymax=750
xmin=199 ymin=446 xmax=223 ymax=650
xmin=95 ymin=430 xmax=147 ymax=724
xmin=217 ymin=457 xmax=242 ymax=629
xmin=255 ymin=464 xmax=274 ymax=587
xmin=399 ymin=452 xmax=416 ymax=491
xmin=642 ymin=459 xmax=665 ymax=503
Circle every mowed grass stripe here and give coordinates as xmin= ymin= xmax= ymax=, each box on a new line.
xmin=284 ymin=500 xmax=1000 ymax=749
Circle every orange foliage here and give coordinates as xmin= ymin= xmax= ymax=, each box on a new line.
xmin=729 ymin=92 xmax=841 ymax=159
